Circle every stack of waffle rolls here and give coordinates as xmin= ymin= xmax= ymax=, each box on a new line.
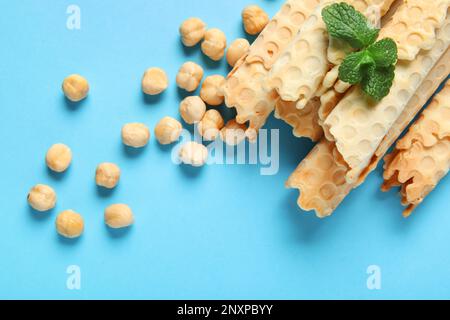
xmin=382 ymin=81 xmax=450 ymax=217
xmin=222 ymin=0 xmax=396 ymax=141
xmin=277 ymin=0 xmax=449 ymax=141
xmin=224 ymin=0 xmax=449 ymax=217
xmin=286 ymin=49 xmax=450 ymax=217
xmin=266 ymin=0 xmax=395 ymax=107
xmin=287 ymin=0 xmax=450 ymax=217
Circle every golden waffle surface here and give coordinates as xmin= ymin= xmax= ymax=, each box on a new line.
xmin=383 ymin=81 xmax=450 ymax=217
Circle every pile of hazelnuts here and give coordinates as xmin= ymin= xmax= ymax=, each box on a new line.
xmin=27 ymin=4 xmax=270 ymax=241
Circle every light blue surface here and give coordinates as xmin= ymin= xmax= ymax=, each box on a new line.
xmin=1 ymin=0 xmax=449 ymax=300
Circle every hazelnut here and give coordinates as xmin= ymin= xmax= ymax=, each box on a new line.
xmin=242 ymin=5 xmax=269 ymax=35
xmin=200 ymin=75 xmax=225 ymax=106
xmin=180 ymin=96 xmax=206 ymax=124
xmin=201 ymin=28 xmax=227 ymax=61
xmin=95 ymin=162 xmax=120 ymax=189
xmin=27 ymin=184 xmax=57 ymax=212
xmin=198 ymin=109 xmax=224 ymax=141
xmin=179 ymin=17 xmax=206 ymax=47
xmin=220 ymin=119 xmax=247 ymax=146
xmin=104 ymin=204 xmax=134 ymax=229
xmin=46 ymin=143 xmax=72 ymax=173
xmin=154 ymin=116 xmax=183 ymax=145
xmin=56 ymin=210 xmax=84 ymax=238
xmin=142 ymin=67 xmax=169 ymax=95
xmin=176 ymin=62 xmax=204 ymax=92
xmin=62 ymin=74 xmax=89 ymax=102
xmin=226 ymin=38 xmax=250 ymax=67
xmin=179 ymin=142 xmax=208 ymax=167
xmin=122 ymin=123 xmax=150 ymax=148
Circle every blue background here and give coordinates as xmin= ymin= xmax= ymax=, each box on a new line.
xmin=1 ymin=0 xmax=449 ymax=300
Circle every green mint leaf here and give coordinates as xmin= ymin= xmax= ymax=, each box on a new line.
xmin=367 ymin=38 xmax=398 ymax=68
xmin=339 ymin=50 xmax=375 ymax=84
xmin=323 ymin=3 xmax=397 ymax=101
xmin=361 ymin=65 xmax=395 ymax=101
xmin=322 ymin=2 xmax=380 ymax=49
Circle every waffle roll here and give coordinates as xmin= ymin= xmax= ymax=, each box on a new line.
xmin=286 ymin=138 xmax=353 ymax=217
xmin=222 ymin=0 xmax=320 ymax=141
xmin=382 ymin=81 xmax=450 ymax=217
xmin=357 ymin=49 xmax=450 ymax=186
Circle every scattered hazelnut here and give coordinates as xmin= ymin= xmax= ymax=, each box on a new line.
xmin=142 ymin=67 xmax=169 ymax=95
xmin=198 ymin=109 xmax=224 ymax=141
xmin=179 ymin=96 xmax=206 ymax=124
xmin=220 ymin=119 xmax=247 ymax=146
xmin=242 ymin=5 xmax=269 ymax=35
xmin=104 ymin=204 xmax=134 ymax=229
xmin=200 ymin=75 xmax=225 ymax=106
xmin=122 ymin=123 xmax=150 ymax=148
xmin=96 ymin=162 xmax=120 ymax=189
xmin=201 ymin=28 xmax=227 ymax=61
xmin=179 ymin=17 xmax=206 ymax=47
xmin=154 ymin=116 xmax=183 ymax=145
xmin=46 ymin=143 xmax=72 ymax=173
xmin=27 ymin=184 xmax=57 ymax=212
xmin=179 ymin=142 xmax=208 ymax=167
xmin=226 ymin=38 xmax=250 ymax=67
xmin=62 ymin=74 xmax=89 ymax=102
xmin=176 ymin=62 xmax=204 ymax=92
xmin=56 ymin=210 xmax=84 ymax=239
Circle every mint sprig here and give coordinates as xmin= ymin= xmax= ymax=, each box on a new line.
xmin=362 ymin=65 xmax=395 ymax=101
xmin=367 ymin=38 xmax=398 ymax=67
xmin=322 ymin=3 xmax=398 ymax=101
xmin=338 ymin=51 xmax=374 ymax=84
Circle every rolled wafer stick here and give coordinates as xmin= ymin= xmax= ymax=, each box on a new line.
xmin=387 ymin=0 xmax=450 ymax=60
xmin=267 ymin=2 xmax=331 ymax=106
xmin=287 ymin=35 xmax=450 ymax=217
xmin=286 ymin=138 xmax=352 ymax=217
xmin=358 ymin=48 xmax=450 ymax=185
xmin=223 ymin=0 xmax=321 ymax=141
xmin=382 ymin=81 xmax=450 ymax=217
xmin=267 ymin=0 xmax=396 ymax=108
xmin=274 ymin=98 xmax=323 ymax=141
xmin=323 ymin=3 xmax=450 ymax=183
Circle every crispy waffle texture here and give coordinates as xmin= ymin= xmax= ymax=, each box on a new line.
xmin=384 ymin=0 xmax=450 ymax=60
xmin=223 ymin=0 xmax=321 ymax=141
xmin=286 ymin=138 xmax=352 ymax=217
xmin=382 ymin=81 xmax=450 ymax=217
xmin=274 ymin=98 xmax=323 ymax=141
